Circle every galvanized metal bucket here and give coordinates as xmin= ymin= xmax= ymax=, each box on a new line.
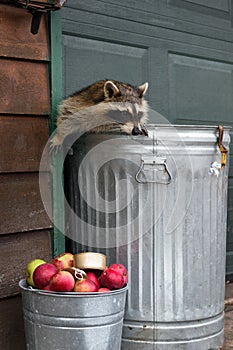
xmin=64 ymin=125 xmax=230 ymax=350
xmin=19 ymin=279 xmax=127 ymax=350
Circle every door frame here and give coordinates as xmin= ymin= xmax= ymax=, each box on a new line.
xmin=49 ymin=11 xmax=65 ymax=256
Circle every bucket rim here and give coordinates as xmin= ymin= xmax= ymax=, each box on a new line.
xmin=19 ymin=279 xmax=128 ymax=297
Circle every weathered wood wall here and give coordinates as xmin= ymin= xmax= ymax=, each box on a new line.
xmin=0 ymin=5 xmax=52 ymax=349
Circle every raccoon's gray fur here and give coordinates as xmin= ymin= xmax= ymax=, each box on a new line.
xmin=51 ymin=79 xmax=149 ymax=149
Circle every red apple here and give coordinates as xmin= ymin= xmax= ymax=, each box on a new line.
xmin=108 ymin=263 xmax=128 ymax=285
xmin=41 ymin=284 xmax=53 ymax=291
xmin=33 ymin=263 xmax=59 ymax=289
xmin=86 ymin=271 xmax=100 ymax=289
xmin=51 ymin=252 xmax=74 ymax=270
xmin=100 ymin=268 xmax=124 ymax=290
xmin=25 ymin=259 xmax=46 ymax=287
xmin=74 ymin=278 xmax=98 ymax=292
xmin=98 ymin=287 xmax=111 ymax=293
xmin=49 ymin=271 xmax=75 ymax=292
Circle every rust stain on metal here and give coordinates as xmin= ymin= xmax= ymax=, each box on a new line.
xmin=217 ymin=125 xmax=228 ymax=170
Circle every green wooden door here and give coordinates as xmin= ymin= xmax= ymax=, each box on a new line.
xmin=59 ymin=0 xmax=233 ymax=276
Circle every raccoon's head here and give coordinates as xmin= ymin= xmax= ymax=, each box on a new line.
xmin=103 ymin=80 xmax=149 ymax=136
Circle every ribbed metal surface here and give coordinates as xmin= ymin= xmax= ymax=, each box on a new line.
xmin=65 ymin=125 xmax=230 ymax=349
xmin=19 ymin=279 xmax=127 ymax=350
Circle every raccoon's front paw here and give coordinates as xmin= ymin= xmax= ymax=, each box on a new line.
xmin=49 ymin=134 xmax=63 ymax=154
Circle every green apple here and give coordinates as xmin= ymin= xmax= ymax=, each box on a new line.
xmin=25 ymin=259 xmax=46 ymax=287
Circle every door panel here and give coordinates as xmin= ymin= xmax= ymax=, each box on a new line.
xmin=62 ymin=36 xmax=149 ymax=97
xmin=168 ymin=54 xmax=233 ymax=124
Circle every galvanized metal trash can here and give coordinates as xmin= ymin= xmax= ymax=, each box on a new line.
xmin=19 ymin=279 xmax=127 ymax=350
xmin=64 ymin=125 xmax=230 ymax=350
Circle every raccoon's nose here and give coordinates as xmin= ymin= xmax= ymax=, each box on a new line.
xmin=132 ymin=126 xmax=142 ymax=135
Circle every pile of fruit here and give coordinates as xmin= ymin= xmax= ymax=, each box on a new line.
xmin=25 ymin=252 xmax=128 ymax=293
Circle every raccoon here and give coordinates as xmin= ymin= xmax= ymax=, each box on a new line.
xmin=51 ymin=79 xmax=149 ymax=149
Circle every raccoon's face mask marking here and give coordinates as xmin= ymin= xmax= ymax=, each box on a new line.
xmin=103 ymin=80 xmax=149 ymax=136
xmin=52 ymin=79 xmax=149 ymax=149
xmin=107 ymin=102 xmax=148 ymax=134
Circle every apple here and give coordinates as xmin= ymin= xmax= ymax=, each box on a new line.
xmin=100 ymin=268 xmax=124 ymax=290
xmin=86 ymin=271 xmax=100 ymax=289
xmin=108 ymin=263 xmax=128 ymax=285
xmin=51 ymin=252 xmax=74 ymax=270
xmin=49 ymin=271 xmax=75 ymax=292
xmin=33 ymin=263 xmax=59 ymax=289
xmin=74 ymin=278 xmax=98 ymax=292
xmin=25 ymin=259 xmax=46 ymax=287
xmin=98 ymin=287 xmax=111 ymax=293
xmin=41 ymin=284 xmax=53 ymax=291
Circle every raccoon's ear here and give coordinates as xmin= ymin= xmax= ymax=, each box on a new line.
xmin=104 ymin=81 xmax=120 ymax=98
xmin=138 ymin=82 xmax=148 ymax=97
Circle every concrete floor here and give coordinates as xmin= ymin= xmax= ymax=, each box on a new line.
xmin=224 ymin=282 xmax=233 ymax=349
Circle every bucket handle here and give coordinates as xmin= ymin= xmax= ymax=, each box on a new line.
xmin=135 ymin=156 xmax=172 ymax=184
xmin=217 ymin=125 xmax=228 ymax=170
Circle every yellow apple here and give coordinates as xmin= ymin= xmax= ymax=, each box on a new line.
xmin=25 ymin=259 xmax=46 ymax=287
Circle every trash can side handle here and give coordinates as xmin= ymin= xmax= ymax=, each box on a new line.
xmin=135 ymin=156 xmax=172 ymax=185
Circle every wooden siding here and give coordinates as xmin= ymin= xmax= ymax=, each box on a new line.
xmin=0 ymin=230 xmax=52 ymax=299
xmin=0 ymin=5 xmax=52 ymax=350
xmin=0 ymin=5 xmax=49 ymax=60
xmin=0 ymin=173 xmax=51 ymax=234
xmin=0 ymin=296 xmax=26 ymax=350
xmin=0 ymin=116 xmax=49 ymax=172
xmin=0 ymin=59 xmax=50 ymax=115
